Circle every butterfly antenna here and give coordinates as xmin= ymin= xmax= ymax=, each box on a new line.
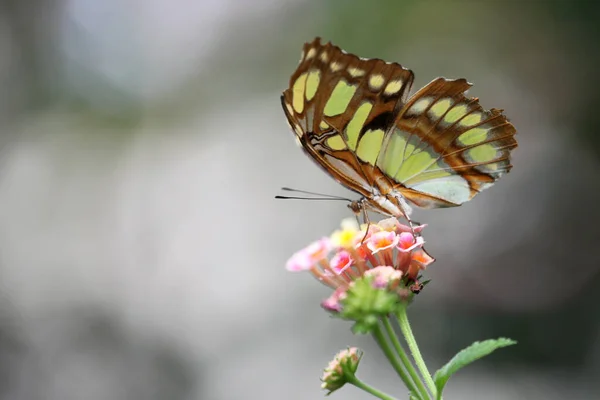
xmin=278 ymin=187 xmax=353 ymax=202
xmin=274 ymin=195 xmax=352 ymax=201
xmin=360 ymin=205 xmax=371 ymax=245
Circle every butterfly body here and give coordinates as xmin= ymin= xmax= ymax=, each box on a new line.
xmin=281 ymin=38 xmax=517 ymax=221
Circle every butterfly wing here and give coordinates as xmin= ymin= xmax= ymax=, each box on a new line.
xmin=375 ymin=78 xmax=518 ymax=208
xmin=281 ymin=38 xmax=414 ymax=199
xmin=282 ymin=38 xmax=518 ymax=213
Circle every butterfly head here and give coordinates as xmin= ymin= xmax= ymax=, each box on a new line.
xmin=347 ymin=199 xmax=364 ymax=216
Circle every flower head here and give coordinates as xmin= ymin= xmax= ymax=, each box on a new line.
xmin=286 ymin=217 xmax=436 ymax=324
xmin=321 ymin=347 xmax=363 ymax=394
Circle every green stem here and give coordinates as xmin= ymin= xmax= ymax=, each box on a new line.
xmin=382 ymin=316 xmax=431 ymax=400
xmin=396 ymin=305 xmax=437 ymax=397
xmin=372 ymin=322 xmax=422 ymax=399
xmin=346 ymin=375 xmax=399 ymax=400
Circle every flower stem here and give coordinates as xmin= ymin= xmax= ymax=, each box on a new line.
xmin=372 ymin=322 xmax=422 ymax=399
xmin=382 ymin=316 xmax=431 ymax=400
xmin=396 ymin=305 xmax=437 ymax=397
xmin=346 ymin=375 xmax=399 ymax=400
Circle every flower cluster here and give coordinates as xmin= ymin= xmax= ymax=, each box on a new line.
xmin=321 ymin=347 xmax=362 ymax=394
xmin=286 ymin=217 xmax=435 ymax=317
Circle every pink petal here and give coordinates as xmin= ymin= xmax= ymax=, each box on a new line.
xmin=397 ymin=233 xmax=424 ymax=252
xmin=330 ymin=250 xmax=353 ymax=274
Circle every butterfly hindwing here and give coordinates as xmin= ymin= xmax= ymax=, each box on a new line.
xmin=376 ymin=78 xmax=517 ymax=208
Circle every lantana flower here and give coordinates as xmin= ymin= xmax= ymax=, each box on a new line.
xmin=287 ymin=217 xmax=435 ymax=326
xmin=287 ymin=217 xmax=434 ymax=289
xmin=321 ymin=347 xmax=363 ymax=394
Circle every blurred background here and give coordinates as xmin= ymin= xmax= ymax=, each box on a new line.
xmin=0 ymin=0 xmax=598 ymax=399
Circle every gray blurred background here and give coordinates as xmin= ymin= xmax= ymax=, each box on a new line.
xmin=0 ymin=0 xmax=598 ymax=399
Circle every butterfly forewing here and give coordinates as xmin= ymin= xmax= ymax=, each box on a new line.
xmin=282 ymin=38 xmax=415 ymax=196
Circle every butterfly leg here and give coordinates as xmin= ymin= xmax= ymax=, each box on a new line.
xmin=406 ymin=214 xmax=421 ymax=236
xmin=403 ymin=213 xmax=417 ymax=236
xmin=360 ymin=202 xmax=372 ymax=245
xmin=394 ymin=194 xmax=420 ymax=237
xmin=348 ymin=198 xmax=371 ymax=244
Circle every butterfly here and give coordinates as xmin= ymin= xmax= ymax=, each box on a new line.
xmin=280 ymin=38 xmax=517 ymax=225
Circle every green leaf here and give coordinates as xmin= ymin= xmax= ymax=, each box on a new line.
xmin=433 ymin=338 xmax=517 ymax=398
